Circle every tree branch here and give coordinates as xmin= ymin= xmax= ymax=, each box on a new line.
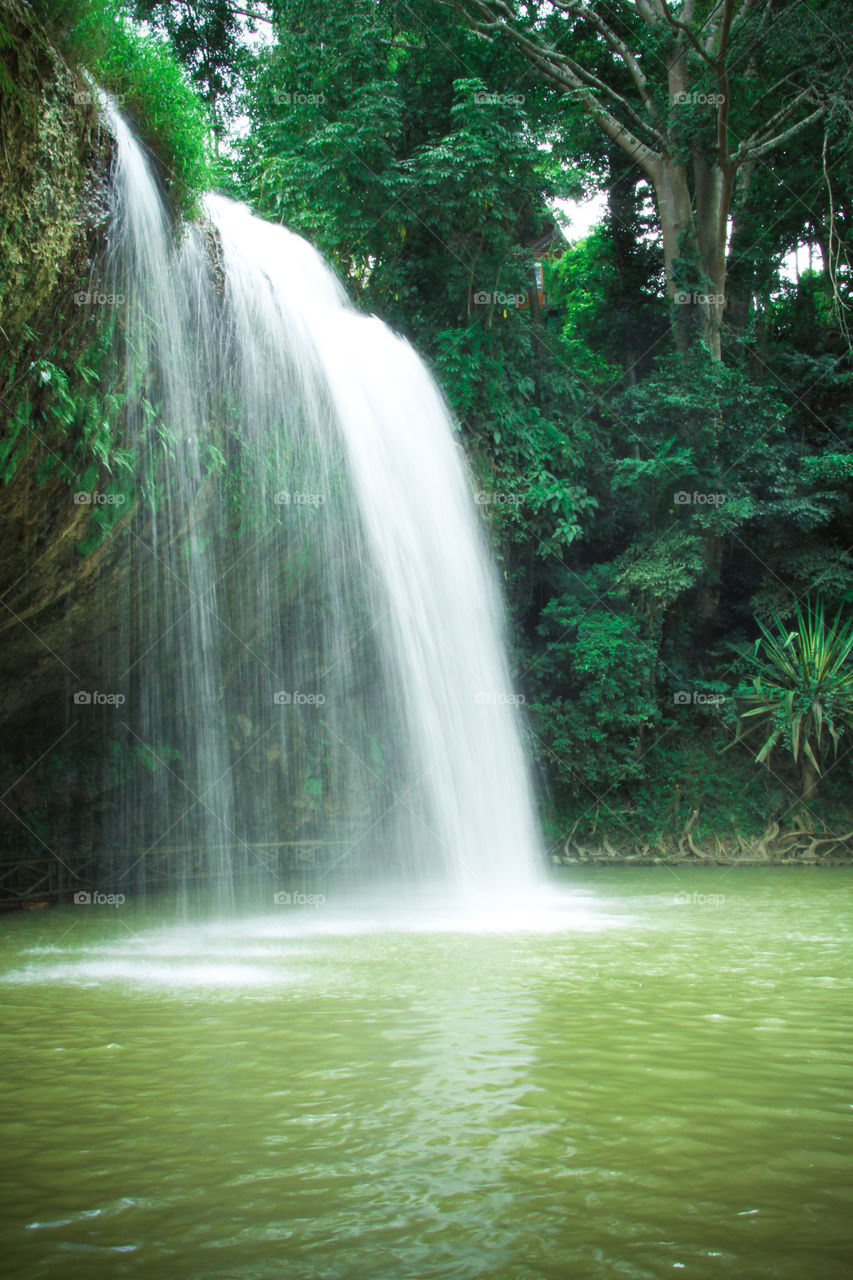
xmin=660 ymin=0 xmax=715 ymax=65
xmin=821 ymin=130 xmax=853 ymax=354
xmin=736 ymin=105 xmax=826 ymax=163
xmin=232 ymin=5 xmax=272 ymax=22
xmin=734 ymin=88 xmax=824 ymax=162
xmin=635 ymin=0 xmax=664 ymax=25
xmin=552 ymin=0 xmax=660 ymax=123
xmin=453 ymin=0 xmax=665 ymax=171
xmin=697 ymin=0 xmax=728 ymax=58
xmin=714 ymin=1 xmax=735 ymax=170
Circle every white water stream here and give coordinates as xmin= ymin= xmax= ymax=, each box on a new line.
xmin=100 ymin=101 xmax=541 ymax=897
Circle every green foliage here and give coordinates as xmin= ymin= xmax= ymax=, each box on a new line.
xmin=32 ymin=0 xmax=211 ymax=214
xmin=1 ymin=310 xmax=138 ymax=551
xmin=529 ymin=593 xmax=659 ymax=806
xmin=734 ymin=601 xmax=853 ymax=799
xmin=129 ymin=0 xmax=261 ymax=146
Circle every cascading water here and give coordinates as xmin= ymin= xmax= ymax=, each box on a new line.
xmin=97 ymin=99 xmax=542 ymax=900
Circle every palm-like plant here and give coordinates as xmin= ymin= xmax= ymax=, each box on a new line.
xmin=736 ymin=600 xmax=853 ymax=800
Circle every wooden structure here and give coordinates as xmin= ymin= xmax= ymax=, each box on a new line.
xmin=0 ymin=840 xmax=355 ymax=909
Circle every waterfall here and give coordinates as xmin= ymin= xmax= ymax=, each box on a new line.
xmin=98 ymin=100 xmax=542 ymax=899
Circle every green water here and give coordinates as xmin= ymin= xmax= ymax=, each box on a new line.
xmin=1 ymin=869 xmax=851 ymax=1279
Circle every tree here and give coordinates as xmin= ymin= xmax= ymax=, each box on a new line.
xmin=443 ymin=0 xmax=851 ymax=358
xmin=130 ymin=0 xmax=269 ymax=147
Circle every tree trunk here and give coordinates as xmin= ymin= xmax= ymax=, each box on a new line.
xmin=652 ymin=155 xmax=696 ymax=354
xmin=693 ymin=151 xmax=733 ymax=361
xmin=607 ymin=149 xmax=647 ymax=388
xmin=800 ymin=758 xmax=819 ymax=802
xmin=651 ymin=156 xmax=729 ymax=624
xmin=725 ymin=161 xmax=757 ymax=338
xmin=651 ymin=152 xmax=731 ymax=360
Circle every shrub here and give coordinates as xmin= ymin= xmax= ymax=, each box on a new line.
xmin=30 ymin=0 xmax=211 ymax=215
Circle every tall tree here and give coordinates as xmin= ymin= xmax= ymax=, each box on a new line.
xmin=131 ymin=0 xmax=270 ymax=146
xmin=442 ymin=0 xmax=851 ymax=357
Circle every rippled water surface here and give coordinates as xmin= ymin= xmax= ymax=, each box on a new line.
xmin=1 ymin=869 xmax=852 ymax=1279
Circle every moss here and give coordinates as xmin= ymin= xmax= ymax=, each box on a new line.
xmin=0 ymin=2 xmax=96 ymax=336
xmin=30 ymin=0 xmax=211 ymax=218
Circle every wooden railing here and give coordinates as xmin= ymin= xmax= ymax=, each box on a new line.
xmin=0 ymin=841 xmax=356 ymax=907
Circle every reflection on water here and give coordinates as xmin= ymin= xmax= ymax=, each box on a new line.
xmin=1 ymin=869 xmax=852 ymax=1279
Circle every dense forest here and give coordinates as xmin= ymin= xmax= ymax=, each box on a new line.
xmin=2 ymin=0 xmax=853 ymax=866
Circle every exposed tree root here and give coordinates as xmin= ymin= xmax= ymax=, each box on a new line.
xmin=562 ymin=819 xmax=853 ymax=863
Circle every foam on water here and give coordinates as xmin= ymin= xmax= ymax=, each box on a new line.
xmin=1 ymin=885 xmax=627 ymax=990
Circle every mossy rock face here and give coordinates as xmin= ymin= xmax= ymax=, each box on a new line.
xmin=0 ymin=0 xmax=106 ymax=345
xmin=0 ymin=0 xmax=119 ymax=665
xmin=0 ymin=3 xmax=125 ymax=855
xmin=0 ymin=2 xmax=116 ymax=503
